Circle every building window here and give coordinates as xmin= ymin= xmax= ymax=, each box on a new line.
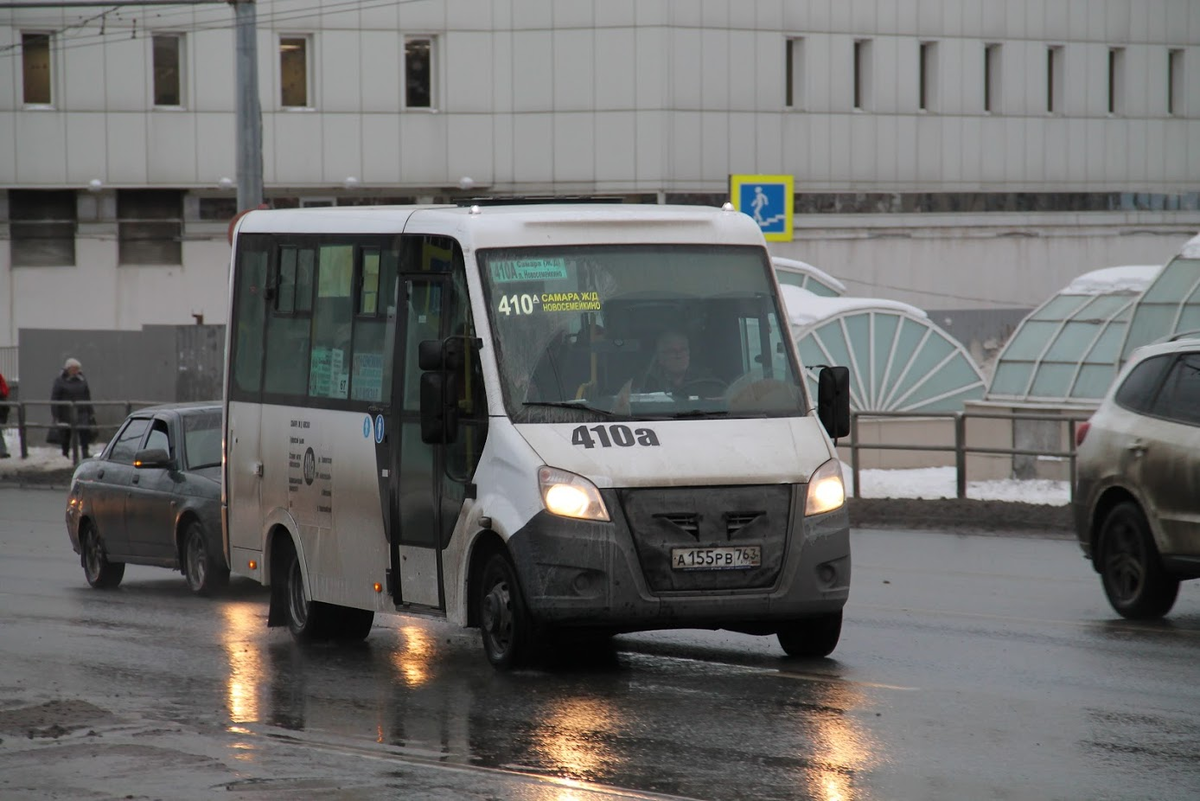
xmin=404 ymin=36 xmax=434 ymax=109
xmin=9 ymin=189 xmax=76 ymax=267
xmin=22 ymin=32 xmax=52 ymax=105
xmin=153 ymin=34 xmax=183 ymax=107
xmin=853 ymin=39 xmax=871 ymax=111
xmin=1047 ymin=45 xmax=1063 ymax=113
xmin=1108 ymin=47 xmax=1124 ymax=115
xmin=280 ymin=36 xmax=310 ymax=108
xmin=785 ymin=38 xmax=804 ymax=109
xmin=1169 ymin=48 xmax=1184 ymax=116
xmin=984 ymin=43 xmax=1001 ymax=113
xmin=919 ymin=41 xmax=937 ymax=112
xmin=118 ymin=189 xmax=183 ymax=265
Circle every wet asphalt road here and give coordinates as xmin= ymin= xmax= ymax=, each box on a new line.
xmin=1 ymin=485 xmax=1198 ymax=801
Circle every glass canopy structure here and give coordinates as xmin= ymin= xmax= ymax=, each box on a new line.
xmin=1120 ymin=252 xmax=1200 ymax=361
xmin=985 ymin=265 xmax=1161 ymax=406
xmin=782 ymin=286 xmax=986 ymax=413
xmin=771 ymin=257 xmax=846 ymax=297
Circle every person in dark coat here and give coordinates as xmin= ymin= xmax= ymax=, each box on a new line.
xmin=51 ymin=357 xmax=96 ymax=458
xmin=0 ymin=369 xmax=10 ymax=458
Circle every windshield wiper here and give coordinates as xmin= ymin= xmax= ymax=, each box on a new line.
xmin=669 ymin=409 xmax=731 ymax=419
xmin=522 ymin=400 xmax=614 ymax=418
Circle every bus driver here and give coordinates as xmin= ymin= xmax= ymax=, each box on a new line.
xmin=632 ymin=329 xmax=724 ymax=396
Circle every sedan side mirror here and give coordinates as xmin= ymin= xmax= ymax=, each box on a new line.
xmin=133 ymin=448 xmax=174 ymax=469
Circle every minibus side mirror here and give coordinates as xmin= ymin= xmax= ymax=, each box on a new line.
xmin=817 ymin=366 xmax=851 ymax=439
xmin=418 ymin=339 xmax=443 ymax=371
xmin=419 ymin=373 xmax=459 ymax=444
xmin=418 ymin=338 xmax=462 ymax=445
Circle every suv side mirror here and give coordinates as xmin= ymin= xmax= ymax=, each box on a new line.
xmin=133 ymin=448 xmax=174 ymax=469
xmin=817 ymin=366 xmax=851 ymax=439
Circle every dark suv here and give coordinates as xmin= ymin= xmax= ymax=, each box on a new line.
xmin=1073 ymin=337 xmax=1200 ymax=618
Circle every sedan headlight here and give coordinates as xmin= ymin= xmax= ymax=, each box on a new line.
xmin=538 ymin=466 xmax=610 ymax=522
xmin=805 ymin=458 xmax=846 ymax=516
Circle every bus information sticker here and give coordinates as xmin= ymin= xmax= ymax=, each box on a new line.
xmin=489 ymin=258 xmax=568 ymax=283
xmin=496 ymin=291 xmax=601 ymax=316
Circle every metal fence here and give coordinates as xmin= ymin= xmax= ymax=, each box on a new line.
xmin=1 ymin=399 xmax=1090 ymax=481
xmin=0 ymin=400 xmax=160 ymax=465
xmin=846 ymin=410 xmax=1090 ymax=502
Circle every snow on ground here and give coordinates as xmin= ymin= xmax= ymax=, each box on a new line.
xmin=843 ymin=463 xmax=1069 ymax=506
xmin=0 ymin=428 xmax=1071 ymax=506
xmin=0 ymin=430 xmax=96 ymax=473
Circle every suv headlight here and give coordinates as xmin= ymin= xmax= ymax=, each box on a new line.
xmin=538 ymin=466 xmax=610 ymax=522
xmin=805 ymin=458 xmax=846 ymax=516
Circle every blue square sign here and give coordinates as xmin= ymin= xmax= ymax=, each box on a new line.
xmin=729 ymin=174 xmax=794 ymax=241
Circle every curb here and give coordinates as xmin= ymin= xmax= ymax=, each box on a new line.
xmin=847 ymin=497 xmax=1074 ymax=539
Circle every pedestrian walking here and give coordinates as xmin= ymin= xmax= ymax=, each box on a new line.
xmin=50 ymin=358 xmax=96 ymax=459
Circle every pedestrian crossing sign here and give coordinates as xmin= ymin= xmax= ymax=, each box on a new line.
xmin=729 ymin=174 xmax=794 ymax=242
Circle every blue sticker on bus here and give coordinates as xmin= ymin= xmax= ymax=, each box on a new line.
xmin=374 ymin=414 xmax=385 ymax=444
xmin=363 ymin=416 xmax=372 ymax=438
xmin=489 ymin=258 xmax=568 ymax=283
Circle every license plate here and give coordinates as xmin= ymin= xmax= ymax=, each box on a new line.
xmin=671 ymin=545 xmax=761 ymax=571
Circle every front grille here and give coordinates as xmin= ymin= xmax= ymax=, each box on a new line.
xmin=619 ymin=485 xmax=793 ymax=593
xmin=655 ymin=513 xmax=700 ymax=539
xmin=726 ymin=512 xmax=761 ymax=536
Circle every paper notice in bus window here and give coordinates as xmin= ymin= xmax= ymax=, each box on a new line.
xmin=351 ymin=352 xmax=384 ymax=401
xmin=309 ymin=347 xmax=348 ymax=399
xmin=489 ymin=258 xmax=568 ymax=283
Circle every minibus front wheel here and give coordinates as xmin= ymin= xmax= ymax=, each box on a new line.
xmin=478 ymin=551 xmax=537 ymax=669
xmin=776 ymin=611 xmax=842 ymax=658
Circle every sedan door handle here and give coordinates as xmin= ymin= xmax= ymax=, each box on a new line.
xmin=1127 ymin=439 xmax=1147 ymax=455
xmin=132 ymin=475 xmax=140 ymax=484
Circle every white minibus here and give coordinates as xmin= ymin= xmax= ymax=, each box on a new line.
xmin=223 ymin=203 xmax=851 ymax=668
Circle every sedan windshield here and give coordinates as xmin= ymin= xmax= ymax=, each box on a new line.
xmin=479 ymin=245 xmax=806 ymax=423
xmin=182 ymin=411 xmax=222 ymax=469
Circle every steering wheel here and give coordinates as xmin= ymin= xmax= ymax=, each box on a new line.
xmin=676 ymin=377 xmax=728 ymax=398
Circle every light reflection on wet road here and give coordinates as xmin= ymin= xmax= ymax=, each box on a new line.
xmin=1 ymin=487 xmax=1198 ymax=800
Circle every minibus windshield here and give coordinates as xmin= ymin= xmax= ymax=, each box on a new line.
xmin=479 ymin=244 xmax=808 ymax=423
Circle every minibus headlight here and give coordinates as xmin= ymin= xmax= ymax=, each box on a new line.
xmin=805 ymin=459 xmax=846 ymax=516
xmin=538 ymin=467 xmax=610 ymax=522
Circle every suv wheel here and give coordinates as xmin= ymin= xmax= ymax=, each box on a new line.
xmin=1098 ymin=502 xmax=1179 ymax=619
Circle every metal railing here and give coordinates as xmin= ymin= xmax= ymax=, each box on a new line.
xmin=0 ymin=400 xmax=160 ymax=465
xmin=1 ymin=400 xmax=1090 ymax=482
xmin=846 ymin=409 xmax=1090 ymax=502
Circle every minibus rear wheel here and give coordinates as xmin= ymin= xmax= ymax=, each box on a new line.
xmin=776 ymin=611 xmax=842 ymax=658
xmin=479 ymin=551 xmax=536 ymax=669
xmin=281 ymin=542 xmax=336 ymax=641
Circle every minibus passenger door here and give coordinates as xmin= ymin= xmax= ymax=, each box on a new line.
xmin=381 ymin=276 xmax=448 ymax=610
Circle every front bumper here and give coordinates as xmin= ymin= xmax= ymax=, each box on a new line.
xmin=506 ymin=485 xmax=850 ymax=631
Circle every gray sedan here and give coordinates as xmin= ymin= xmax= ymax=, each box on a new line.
xmin=65 ymin=402 xmax=227 ymax=595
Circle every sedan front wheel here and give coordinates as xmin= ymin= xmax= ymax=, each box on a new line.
xmin=81 ymin=521 xmax=125 ymax=589
xmin=183 ymin=520 xmax=228 ymax=597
